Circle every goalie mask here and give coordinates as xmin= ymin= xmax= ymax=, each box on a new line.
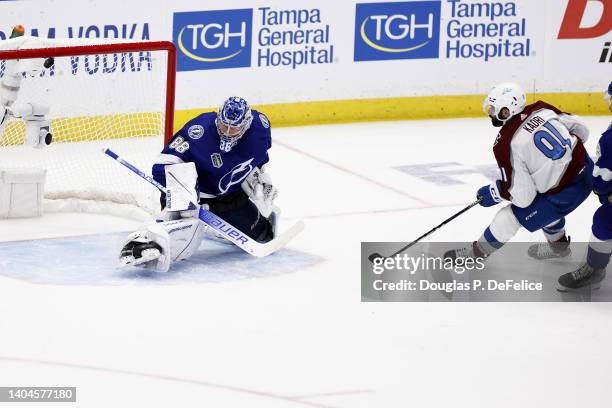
xmin=483 ymin=82 xmax=526 ymax=127
xmin=215 ymin=96 xmax=253 ymax=152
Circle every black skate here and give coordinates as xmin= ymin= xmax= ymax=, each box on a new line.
xmin=528 ymin=236 xmax=571 ymax=260
xmin=444 ymin=241 xmax=487 ymax=261
xmin=557 ymin=263 xmax=606 ymax=292
xmin=119 ymin=240 xmax=162 ymax=267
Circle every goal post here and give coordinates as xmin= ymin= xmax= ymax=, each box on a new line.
xmin=0 ymin=37 xmax=177 ymax=217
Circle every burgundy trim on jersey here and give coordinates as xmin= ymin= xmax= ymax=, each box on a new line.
xmin=492 ymin=101 xmax=583 ymax=201
xmin=546 ymin=141 xmax=586 ymax=195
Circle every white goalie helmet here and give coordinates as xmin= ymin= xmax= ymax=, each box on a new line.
xmin=482 ymin=82 xmax=526 ymax=126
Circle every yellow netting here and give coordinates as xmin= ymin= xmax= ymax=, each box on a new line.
xmin=0 ymin=112 xmax=163 ymax=146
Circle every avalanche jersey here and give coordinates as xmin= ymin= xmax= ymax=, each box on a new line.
xmin=593 ymin=124 xmax=612 ymax=198
xmin=152 ymin=110 xmax=272 ymax=198
xmin=493 ymin=101 xmax=589 ymax=208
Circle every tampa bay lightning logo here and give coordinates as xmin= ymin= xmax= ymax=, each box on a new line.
xmin=259 ymin=114 xmax=269 ymax=128
xmin=218 ymin=158 xmax=253 ymax=194
xmin=188 ymin=125 xmax=204 ymax=139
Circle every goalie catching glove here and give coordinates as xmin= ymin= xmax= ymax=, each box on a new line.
xmin=241 ymin=165 xmax=278 ymax=218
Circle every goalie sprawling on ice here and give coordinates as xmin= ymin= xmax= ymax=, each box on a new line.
xmin=120 ymin=96 xmax=279 ymax=272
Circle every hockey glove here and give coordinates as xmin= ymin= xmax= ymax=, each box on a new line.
xmin=477 ymin=180 xmax=503 ymax=207
xmin=242 ymin=166 xmax=278 ymax=218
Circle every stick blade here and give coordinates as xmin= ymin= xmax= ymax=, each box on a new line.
xmin=368 ymin=253 xmax=384 ymax=263
xmin=255 ymin=220 xmax=305 ymax=257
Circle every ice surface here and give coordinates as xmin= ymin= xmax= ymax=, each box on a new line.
xmin=1 ymin=117 xmax=611 ymax=408
xmin=0 ymin=232 xmax=321 ymax=285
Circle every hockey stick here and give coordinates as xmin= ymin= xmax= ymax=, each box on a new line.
xmin=368 ymin=197 xmax=483 ymax=263
xmin=103 ymin=148 xmax=304 ymax=257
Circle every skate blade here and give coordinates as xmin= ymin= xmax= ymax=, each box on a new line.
xmin=556 ymin=283 xmax=601 ymax=293
xmin=529 ymin=249 xmax=571 ymax=261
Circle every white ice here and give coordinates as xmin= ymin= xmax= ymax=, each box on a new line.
xmin=1 ymin=117 xmax=611 ymax=408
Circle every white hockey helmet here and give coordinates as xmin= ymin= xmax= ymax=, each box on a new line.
xmin=482 ymin=82 xmax=526 ymax=125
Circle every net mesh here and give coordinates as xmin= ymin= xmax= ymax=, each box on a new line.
xmin=0 ymin=37 xmax=171 ymax=215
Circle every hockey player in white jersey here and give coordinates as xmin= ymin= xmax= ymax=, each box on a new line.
xmin=446 ymin=82 xmax=593 ymax=261
xmin=557 ymin=82 xmax=612 ymax=291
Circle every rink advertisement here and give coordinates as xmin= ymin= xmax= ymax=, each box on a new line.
xmin=353 ymin=1 xmax=442 ymax=61
xmin=444 ymin=0 xmax=534 ymax=61
xmin=0 ymin=0 xmax=609 ymax=125
xmin=172 ymin=6 xmax=335 ymax=71
xmin=353 ymin=0 xmax=534 ymax=63
xmin=172 ymin=9 xmax=253 ymax=71
xmin=362 ymin=242 xmax=612 ymax=302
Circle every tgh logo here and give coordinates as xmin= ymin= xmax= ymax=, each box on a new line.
xmin=173 ymin=9 xmax=253 ymax=71
xmin=354 ymin=1 xmax=441 ymax=61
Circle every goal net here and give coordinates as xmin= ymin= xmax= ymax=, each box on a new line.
xmin=0 ymin=36 xmax=176 ymax=218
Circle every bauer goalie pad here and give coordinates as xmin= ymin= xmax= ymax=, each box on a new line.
xmin=120 ymin=217 xmax=206 ymax=273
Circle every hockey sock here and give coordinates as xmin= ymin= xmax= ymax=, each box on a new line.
xmin=542 ymin=218 xmax=566 ymax=243
xmin=587 ymin=233 xmax=612 ymax=270
xmin=477 ymin=205 xmax=522 ymax=255
xmin=477 ymin=227 xmax=504 ymax=256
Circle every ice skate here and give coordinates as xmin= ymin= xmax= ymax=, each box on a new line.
xmin=527 ymin=236 xmax=571 ymax=260
xmin=557 ymin=263 xmax=606 ymax=292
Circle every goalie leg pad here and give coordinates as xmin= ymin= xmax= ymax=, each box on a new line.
xmin=120 ymin=218 xmax=206 ymax=272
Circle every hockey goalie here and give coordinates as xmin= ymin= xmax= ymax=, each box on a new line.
xmin=119 ymin=96 xmax=281 ymax=272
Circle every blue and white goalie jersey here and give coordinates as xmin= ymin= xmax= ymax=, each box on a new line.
xmin=152 ymin=110 xmax=272 ymax=200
